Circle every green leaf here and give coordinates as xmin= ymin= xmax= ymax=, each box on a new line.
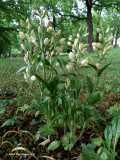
xmin=35 ymin=111 xmax=40 ymax=117
xmin=2 ymin=118 xmax=21 ymax=127
xmin=48 ymin=141 xmax=61 ymax=150
xmin=87 ymin=76 xmax=94 ymax=94
xmin=112 ymin=114 xmax=120 ymax=151
xmin=0 ymin=108 xmax=5 ymax=115
xmin=104 ymin=125 xmax=112 ymax=148
xmin=81 ymin=143 xmax=101 ymax=160
xmin=61 ymin=132 xmax=77 ymax=150
xmin=51 ymin=113 xmax=62 ymax=124
xmin=49 ymin=76 xmax=59 ymax=93
xmin=88 ymin=63 xmax=98 ymax=71
xmin=100 ymin=152 xmax=108 ymax=160
xmin=35 ymin=74 xmax=50 ymax=91
xmin=16 ymin=66 xmax=26 ymax=74
xmin=44 ymin=59 xmax=50 ymax=66
xmin=83 ymin=105 xmax=91 ymax=122
xmin=97 ymin=63 xmax=111 ymax=77
xmin=88 ymin=92 xmax=100 ymax=105
xmin=57 ymin=58 xmax=63 ymax=69
xmin=39 ymin=125 xmax=54 ymax=136
xmin=92 ymin=138 xmax=104 ymax=146
xmin=2 ymin=119 xmax=14 ymax=127
xmin=32 ymin=100 xmax=44 ymax=113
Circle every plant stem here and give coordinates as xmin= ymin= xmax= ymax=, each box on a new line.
xmin=93 ymin=76 xmax=99 ymax=93
xmin=43 ymin=60 xmax=46 ymax=80
xmin=78 ymin=122 xmax=86 ymax=139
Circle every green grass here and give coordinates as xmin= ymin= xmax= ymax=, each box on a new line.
xmin=0 ymin=57 xmax=25 ymax=67
xmin=0 ymin=58 xmax=25 ymax=90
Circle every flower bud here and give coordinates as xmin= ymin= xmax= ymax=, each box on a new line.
xmin=56 ymin=46 xmax=64 ymax=54
xmin=89 ymin=58 xmax=94 ymax=64
xmin=84 ymin=33 xmax=89 ymax=37
xmin=93 ymin=46 xmax=98 ymax=53
xmin=32 ymin=10 xmax=37 ymax=14
xmin=66 ymin=62 xmax=74 ymax=72
xmin=106 ymin=27 xmax=109 ymax=34
xmin=82 ymin=48 xmax=87 ymax=55
xmin=69 ymin=35 xmax=72 ymax=41
xmin=31 ymin=75 xmax=36 ymax=81
xmin=81 ymin=59 xmax=88 ymax=66
xmin=47 ymin=27 xmax=53 ymax=32
xmin=28 ymin=23 xmax=32 ymax=30
xmin=42 ymin=9 xmax=47 ymax=17
xmin=108 ymin=36 xmax=114 ymax=43
xmin=32 ymin=40 xmax=38 ymax=47
xmin=40 ymin=62 xmax=43 ymax=66
xmin=25 ymin=52 xmax=29 ymax=59
xmin=31 ymin=30 xmax=34 ymax=36
xmin=44 ymin=38 xmax=50 ymax=46
xmin=79 ymin=43 xmax=84 ymax=51
xmin=59 ymin=38 xmax=65 ymax=44
xmin=97 ymin=28 xmax=101 ymax=33
xmin=102 ymin=48 xmax=108 ymax=55
xmin=77 ymin=33 xmax=80 ymax=38
xmin=33 ymin=5 xmax=39 ymax=10
xmin=74 ymin=38 xmax=79 ymax=47
xmin=72 ymin=44 xmax=76 ymax=50
xmin=99 ymin=34 xmax=104 ymax=41
xmin=57 ymin=30 xmax=61 ymax=36
xmin=107 ymin=45 xmax=113 ymax=51
xmin=84 ymin=44 xmax=89 ymax=48
xmin=51 ymin=51 xmax=55 ymax=56
xmin=33 ymin=18 xmax=39 ymax=23
xmin=96 ymin=43 xmax=102 ymax=49
xmin=69 ymin=52 xmax=74 ymax=60
xmin=26 ymin=67 xmax=29 ymax=73
xmin=51 ymin=37 xmax=55 ymax=45
xmin=24 ymin=74 xmax=28 ymax=80
xmin=56 ymin=62 xmax=59 ymax=67
xmin=46 ymin=51 xmax=50 ymax=60
xmin=19 ymin=32 xmax=25 ymax=40
xmin=20 ymin=20 xmax=25 ymax=28
xmin=92 ymin=42 xmax=97 ymax=47
xmin=67 ymin=42 xmax=72 ymax=46
xmin=38 ymin=26 xmax=42 ymax=33
xmin=46 ymin=20 xmax=51 ymax=28
xmin=20 ymin=44 xmax=26 ymax=50
xmin=26 ymin=18 xmax=29 ymax=23
xmin=95 ymin=63 xmax=101 ymax=70
xmin=29 ymin=36 xmax=36 ymax=43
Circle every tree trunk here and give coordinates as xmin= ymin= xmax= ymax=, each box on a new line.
xmin=114 ymin=31 xmax=118 ymax=48
xmin=111 ymin=29 xmax=115 ymax=45
xmin=86 ymin=0 xmax=94 ymax=53
xmin=9 ymin=45 xmax=11 ymax=57
xmin=53 ymin=14 xmax=56 ymax=30
xmin=96 ymin=12 xmax=101 ymax=42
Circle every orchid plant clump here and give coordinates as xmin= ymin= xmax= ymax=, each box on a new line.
xmin=18 ymin=5 xmax=114 ymax=151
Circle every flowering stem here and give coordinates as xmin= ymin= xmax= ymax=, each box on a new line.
xmin=93 ymin=76 xmax=99 ymax=93
xmin=78 ymin=121 xmax=86 ymax=139
xmin=43 ymin=63 xmax=46 ymax=80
